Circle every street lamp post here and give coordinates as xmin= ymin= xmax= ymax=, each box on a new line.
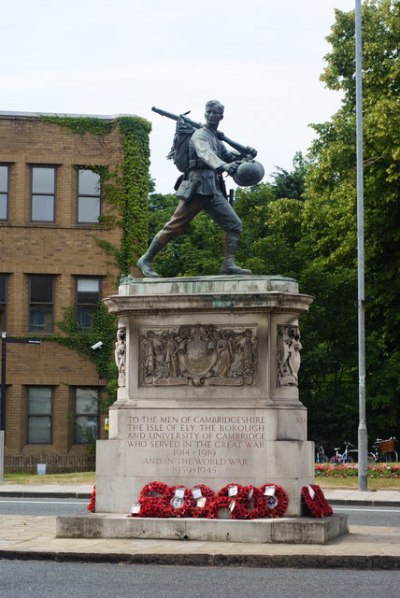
xmin=355 ymin=0 xmax=368 ymax=491
xmin=0 ymin=332 xmax=6 ymax=482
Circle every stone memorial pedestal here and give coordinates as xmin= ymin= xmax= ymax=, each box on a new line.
xmin=97 ymin=275 xmax=314 ymax=516
xmin=57 ymin=274 xmax=349 ymax=544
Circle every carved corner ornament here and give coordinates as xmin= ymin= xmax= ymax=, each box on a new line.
xmin=139 ymin=324 xmax=257 ymax=387
xmin=276 ymin=325 xmax=302 ymax=387
xmin=115 ymin=327 xmax=126 ymax=387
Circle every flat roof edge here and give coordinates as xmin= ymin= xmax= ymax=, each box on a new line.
xmin=0 ymin=110 xmax=139 ymax=120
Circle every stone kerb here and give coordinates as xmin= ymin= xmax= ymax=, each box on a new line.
xmin=96 ymin=275 xmax=314 ymax=517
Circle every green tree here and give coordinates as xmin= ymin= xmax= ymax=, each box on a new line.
xmin=300 ymin=0 xmax=400 ymax=446
xmin=270 ymin=151 xmax=308 ymax=201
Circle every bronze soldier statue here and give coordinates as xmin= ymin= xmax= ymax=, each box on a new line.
xmin=137 ymin=100 xmax=263 ymax=278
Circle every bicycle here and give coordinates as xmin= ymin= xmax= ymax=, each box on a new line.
xmin=315 ymin=443 xmax=329 ymax=464
xmin=329 ymin=441 xmax=357 ymax=464
xmin=368 ymin=437 xmax=398 ymax=463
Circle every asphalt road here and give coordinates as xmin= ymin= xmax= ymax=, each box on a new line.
xmin=0 ymin=497 xmax=88 ymax=516
xmin=1 ymin=560 xmax=400 ymax=598
xmin=1 ymin=498 xmax=400 ymax=527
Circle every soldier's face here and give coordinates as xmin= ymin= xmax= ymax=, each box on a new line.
xmin=205 ymin=107 xmax=223 ymax=129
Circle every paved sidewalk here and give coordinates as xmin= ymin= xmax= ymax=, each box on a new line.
xmin=0 ymin=483 xmax=399 ymax=569
xmin=0 ymin=514 xmax=399 ymax=569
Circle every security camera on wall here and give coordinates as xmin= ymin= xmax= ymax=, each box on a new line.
xmin=91 ymin=341 xmax=103 ymax=350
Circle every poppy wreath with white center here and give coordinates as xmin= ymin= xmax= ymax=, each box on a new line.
xmin=190 ymin=484 xmax=216 ymax=518
xmin=168 ymin=485 xmax=196 ymax=518
xmin=301 ymin=484 xmax=333 ymax=518
xmin=133 ymin=496 xmax=170 ymax=518
xmin=258 ymin=483 xmax=289 ymax=518
xmin=241 ymin=485 xmax=267 ymax=519
xmin=139 ymin=481 xmax=170 ymax=500
xmin=207 ymin=495 xmax=248 ymax=520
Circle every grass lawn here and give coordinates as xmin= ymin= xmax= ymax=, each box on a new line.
xmin=318 ymin=476 xmax=400 ymax=490
xmin=3 ymin=472 xmax=96 ymax=485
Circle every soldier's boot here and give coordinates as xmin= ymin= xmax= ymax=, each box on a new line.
xmin=137 ymin=234 xmax=164 ymax=278
xmin=220 ymin=232 xmax=252 ymax=275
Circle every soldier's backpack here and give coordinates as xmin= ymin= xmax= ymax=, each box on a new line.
xmin=167 ymin=118 xmax=196 ymax=173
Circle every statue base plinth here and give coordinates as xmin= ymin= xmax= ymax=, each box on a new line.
xmin=97 ymin=275 xmax=316 ymax=519
xmin=57 ymin=513 xmax=348 ymax=545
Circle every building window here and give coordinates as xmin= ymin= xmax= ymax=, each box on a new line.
xmin=0 ymin=164 xmax=9 ymax=220
xmin=31 ymin=166 xmax=56 ymax=222
xmin=76 ymin=277 xmax=100 ymax=329
xmin=28 ymin=387 xmax=52 ymax=444
xmin=77 ymin=168 xmax=101 ymax=223
xmin=0 ymin=275 xmax=6 ymax=330
xmin=29 ymin=275 xmax=54 ymax=332
xmin=75 ymin=387 xmax=99 ymax=444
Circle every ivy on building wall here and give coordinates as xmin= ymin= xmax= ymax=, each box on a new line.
xmin=116 ymin=116 xmax=151 ymax=272
xmin=55 ymin=303 xmax=118 ymax=412
xmin=40 ymin=113 xmax=151 ymax=274
xmin=40 ymin=115 xmax=114 ymax=137
xmin=38 ymin=114 xmax=152 ymax=405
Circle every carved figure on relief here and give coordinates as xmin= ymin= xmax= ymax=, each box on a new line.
xmin=276 ymin=325 xmax=302 ymax=387
xmin=115 ymin=327 xmax=126 ymax=387
xmin=139 ymin=324 xmax=257 ymax=387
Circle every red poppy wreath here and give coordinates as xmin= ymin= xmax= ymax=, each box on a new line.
xmin=258 ymin=483 xmax=289 ymax=518
xmin=301 ymin=484 xmax=333 ymax=518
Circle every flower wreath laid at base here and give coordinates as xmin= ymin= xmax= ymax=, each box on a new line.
xmin=87 ymin=484 xmax=96 ymax=513
xmin=301 ymin=484 xmax=333 ymax=518
xmin=129 ymin=481 xmax=290 ymax=520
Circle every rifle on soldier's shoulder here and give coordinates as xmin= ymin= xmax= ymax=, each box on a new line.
xmin=152 ymin=106 xmax=257 ymax=159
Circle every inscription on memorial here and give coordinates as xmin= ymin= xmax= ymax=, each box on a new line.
xmin=139 ymin=324 xmax=257 ymax=387
xmin=125 ymin=414 xmax=266 ymax=477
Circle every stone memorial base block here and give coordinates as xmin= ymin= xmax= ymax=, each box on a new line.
xmin=96 ymin=275 xmax=315 ymax=519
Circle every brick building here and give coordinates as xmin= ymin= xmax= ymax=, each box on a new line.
xmin=0 ymin=111 xmax=149 ymax=472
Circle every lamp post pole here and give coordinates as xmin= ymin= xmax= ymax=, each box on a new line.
xmin=0 ymin=332 xmax=7 ymax=482
xmin=355 ymin=0 xmax=368 ymax=491
xmin=1 ymin=332 xmax=6 ymax=431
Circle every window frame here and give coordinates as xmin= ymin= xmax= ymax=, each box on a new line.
xmin=0 ymin=163 xmax=9 ymax=221
xmin=30 ymin=165 xmax=56 ymax=223
xmin=0 ymin=274 xmax=7 ymax=331
xmin=76 ymin=167 xmax=102 ymax=224
xmin=75 ymin=276 xmax=101 ymax=330
xmin=28 ymin=274 xmax=55 ymax=333
xmin=27 ymin=386 xmax=53 ymax=445
xmin=74 ymin=387 xmax=100 ymax=445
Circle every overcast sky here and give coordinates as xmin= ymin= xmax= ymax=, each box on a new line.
xmin=1 ymin=0 xmax=356 ymax=193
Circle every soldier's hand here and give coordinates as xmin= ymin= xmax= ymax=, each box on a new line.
xmin=245 ymin=146 xmax=257 ymax=158
xmin=176 ymin=118 xmax=195 ymax=134
xmin=226 ymin=161 xmax=242 ymax=175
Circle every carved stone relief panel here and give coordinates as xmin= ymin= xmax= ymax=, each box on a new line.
xmin=115 ymin=327 xmax=126 ymax=387
xmin=276 ymin=325 xmax=302 ymax=387
xmin=139 ymin=324 xmax=257 ymax=387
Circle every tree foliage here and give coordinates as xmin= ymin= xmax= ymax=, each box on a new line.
xmin=301 ymin=0 xmax=400 ymax=446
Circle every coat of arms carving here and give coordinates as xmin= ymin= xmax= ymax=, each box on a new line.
xmin=139 ymin=325 xmax=257 ymax=387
